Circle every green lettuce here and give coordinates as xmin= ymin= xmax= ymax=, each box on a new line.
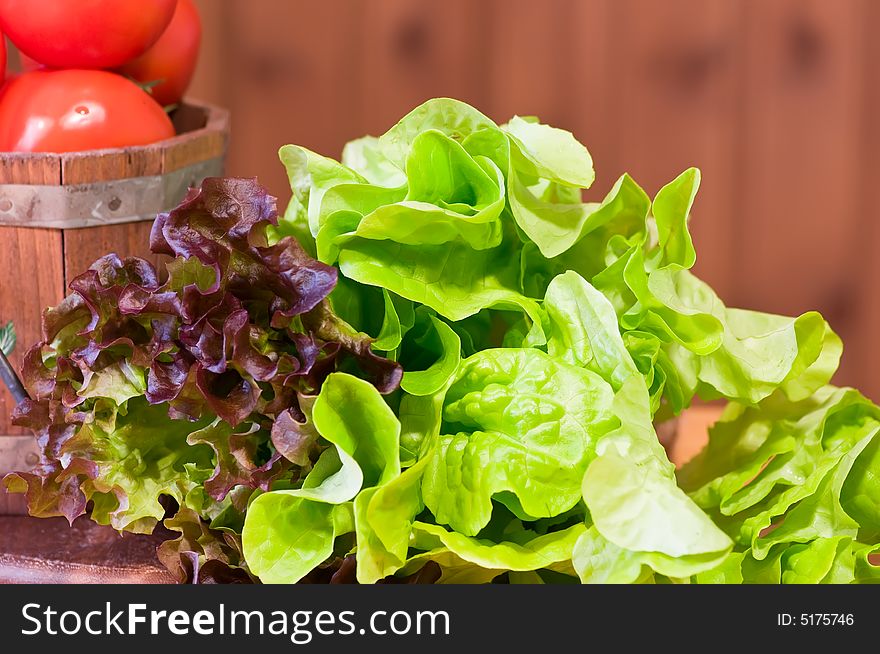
xmin=257 ymin=96 xmax=880 ymax=584
xmin=422 ymin=348 xmax=617 ymax=535
xmin=242 ymin=373 xmax=400 ymax=583
xmin=246 ymin=97 xmax=879 ymax=584
xmin=678 ymin=386 xmax=880 ymax=582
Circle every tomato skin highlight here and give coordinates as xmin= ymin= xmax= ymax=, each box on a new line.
xmin=0 ymin=0 xmax=177 ymax=69
xmin=119 ymin=0 xmax=202 ymax=106
xmin=0 ymin=70 xmax=176 ymax=153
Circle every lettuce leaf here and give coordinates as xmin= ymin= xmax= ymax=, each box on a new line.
xmin=242 ymin=373 xmax=401 ymax=583
xmin=679 ymin=386 xmax=880 ymax=583
xmin=422 ymin=348 xmax=617 ymax=535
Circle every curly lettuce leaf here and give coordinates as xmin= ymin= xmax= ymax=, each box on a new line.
xmin=542 ymin=272 xmax=731 ymax=576
xmin=544 ymin=271 xmax=638 ymax=390
xmin=503 ymin=115 xmax=594 ymax=189
xmin=242 ymin=495 xmax=353 ymax=584
xmin=422 ymin=348 xmax=617 ymax=536
xmin=399 ymin=314 xmax=462 ymax=396
xmin=342 ymin=135 xmax=407 ymax=187
xmin=7 ymin=398 xmax=215 ymax=533
xmin=502 ymin=116 xmax=595 ymax=257
xmin=338 ymin=231 xmax=545 ymax=330
xmin=678 ymin=387 xmax=880 ymax=548
xmin=377 ymin=98 xmax=499 ymax=170
xmin=409 ymin=521 xmax=584 ymax=576
xmin=242 ymin=373 xmax=401 ymax=583
xmin=352 ymin=384 xmax=450 ymax=584
xmin=353 ymin=452 xmax=433 ymax=584
xmin=312 ymin=372 xmax=400 ymax=489
xmin=572 ymin=526 xmax=724 ymax=584
xmin=353 ymin=130 xmax=506 ymax=250
xmin=581 ymin=377 xmax=732 ymax=576
xmin=158 ymin=504 xmax=255 ymax=584
xmin=680 ymin=384 xmax=880 ymax=584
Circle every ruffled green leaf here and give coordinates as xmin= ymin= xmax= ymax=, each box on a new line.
xmin=400 ymin=315 xmax=462 ymax=396
xmin=75 ymin=398 xmax=214 ymax=533
xmin=378 ymin=98 xmax=499 ymax=169
xmin=242 ymin=495 xmax=352 ymax=584
xmin=503 ymin=115 xmax=594 ymax=188
xmin=422 ymin=348 xmax=617 ymax=535
xmin=354 ymin=449 xmax=434 ymax=584
xmin=582 ymin=378 xmax=732 ymax=576
xmin=409 ymin=521 xmax=584 ymax=576
xmin=544 ymin=271 xmax=638 ymax=390
xmin=312 ymin=372 xmax=400 ymax=489
xmin=341 ymin=135 xmax=407 ymax=187
xmin=243 ymin=373 xmax=402 ymax=582
xmin=338 ymin=233 xmax=545 ymax=331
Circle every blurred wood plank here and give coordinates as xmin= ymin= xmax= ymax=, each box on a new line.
xmin=567 ymin=0 xmax=614 ymax=193
xmin=357 ymin=0 xmax=487 ymax=135
xmin=738 ymin=0 xmax=865 ymax=390
xmin=0 ymin=228 xmax=64 ymax=437
xmin=605 ymin=0 xmax=744 ymax=300
xmin=857 ymin=0 xmax=880 ymax=401
xmin=669 ymin=405 xmax=723 ymax=468
xmin=485 ymin=0 xmax=579 ymax=128
xmin=222 ymin=0 xmax=365 ymax=200
xmin=61 ymin=149 xmax=164 ymax=185
xmin=189 ymin=0 xmax=231 ymax=105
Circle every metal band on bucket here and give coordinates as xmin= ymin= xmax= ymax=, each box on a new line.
xmin=0 ymin=156 xmax=224 ymax=229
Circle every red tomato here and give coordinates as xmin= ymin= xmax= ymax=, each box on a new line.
xmin=119 ymin=0 xmax=201 ymax=106
xmin=0 ymin=0 xmax=177 ymax=69
xmin=0 ymin=70 xmax=175 ymax=153
xmin=1 ymin=32 xmax=5 ymax=84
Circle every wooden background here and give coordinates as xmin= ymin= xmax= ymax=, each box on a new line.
xmin=2 ymin=0 xmax=878 ymax=412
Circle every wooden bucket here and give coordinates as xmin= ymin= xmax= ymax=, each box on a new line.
xmin=0 ymin=100 xmax=230 ymax=513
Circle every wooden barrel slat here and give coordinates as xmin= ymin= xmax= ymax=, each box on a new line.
xmin=164 ymin=129 xmax=227 ymax=174
xmin=61 ymin=148 xmax=166 ymax=185
xmin=0 ymin=153 xmax=62 ymax=185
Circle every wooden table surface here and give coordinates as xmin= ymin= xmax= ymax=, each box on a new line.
xmin=0 ymin=516 xmax=174 ymax=584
